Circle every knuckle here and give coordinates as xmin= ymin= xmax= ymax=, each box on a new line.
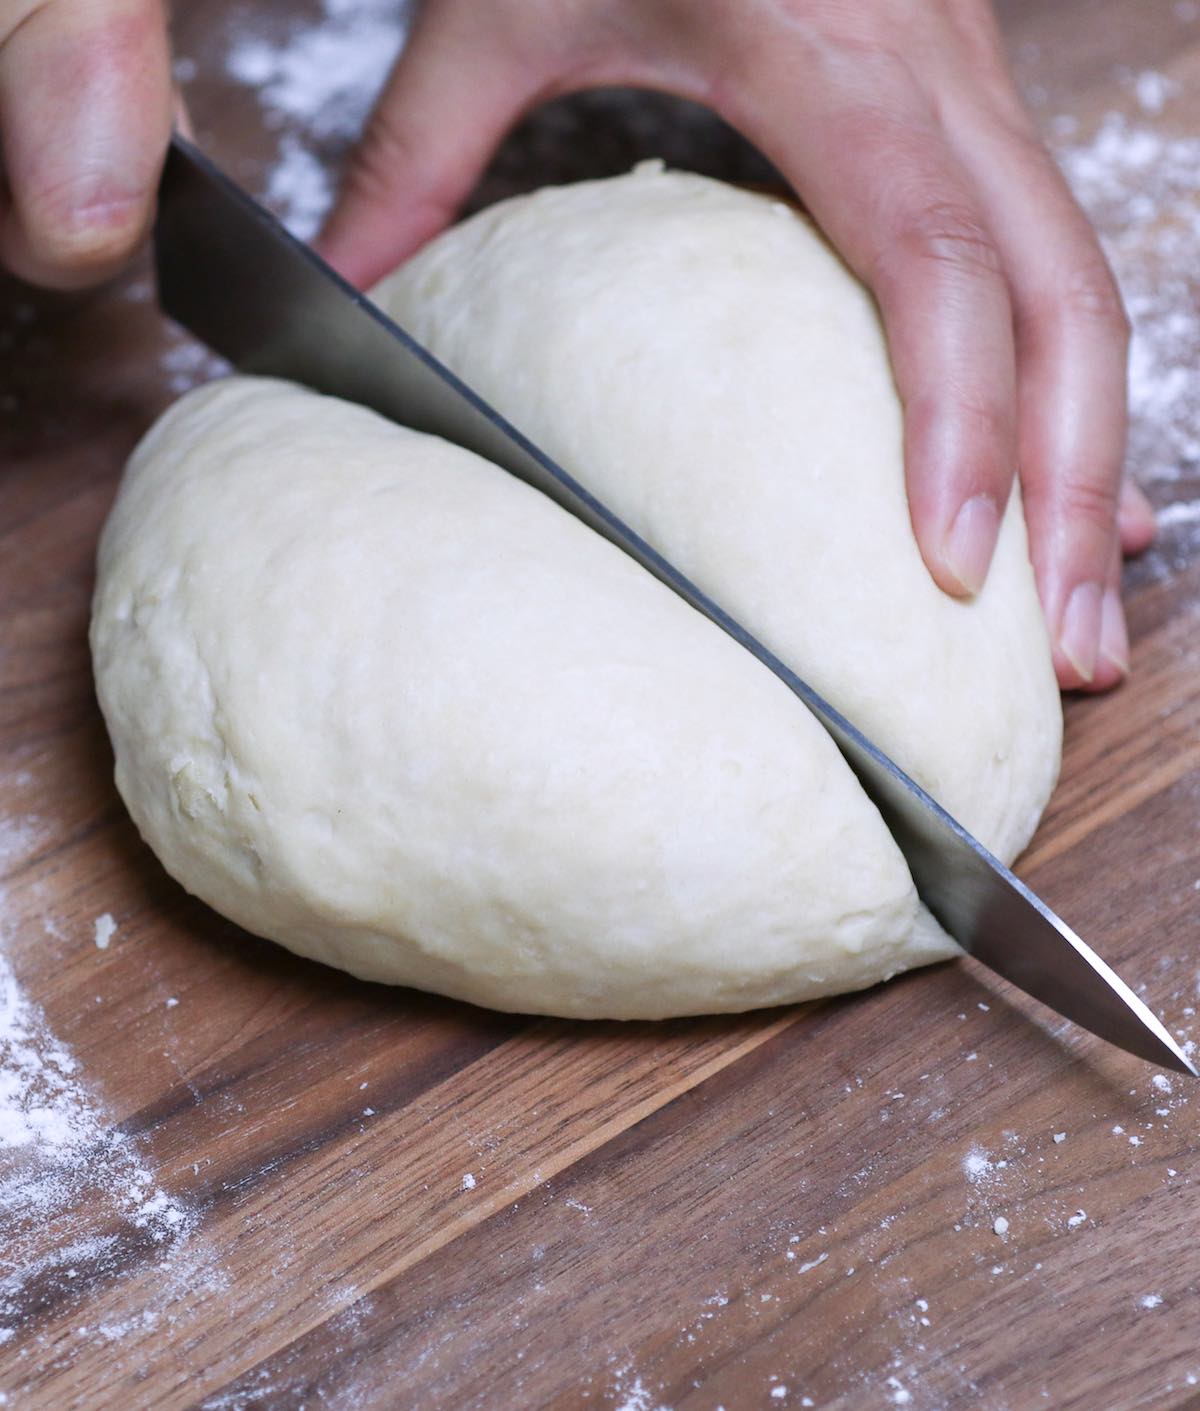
xmin=1058 ymin=474 xmax=1120 ymax=533
xmin=345 ymin=113 xmax=418 ymax=204
xmin=1055 ymin=256 xmax=1130 ymax=342
xmin=881 ymin=200 xmax=1005 ymax=288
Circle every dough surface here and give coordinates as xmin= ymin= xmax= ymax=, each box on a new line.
xmin=373 ymin=164 xmax=1062 ymax=862
xmin=92 ymin=167 xmax=1061 ymax=1020
xmin=91 ymin=377 xmax=955 ymax=1018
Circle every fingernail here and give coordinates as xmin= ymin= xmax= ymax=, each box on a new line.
xmin=943 ymin=495 xmax=1001 ymax=596
xmin=1058 ymin=582 xmax=1104 ymax=683
xmin=1099 ymin=587 xmax=1130 ymax=676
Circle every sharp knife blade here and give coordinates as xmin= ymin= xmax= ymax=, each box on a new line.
xmin=153 ymin=134 xmax=1196 ymax=1077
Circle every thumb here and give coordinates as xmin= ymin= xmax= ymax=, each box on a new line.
xmin=315 ymin=12 xmax=538 ymax=290
xmin=0 ymin=0 xmax=172 ymax=289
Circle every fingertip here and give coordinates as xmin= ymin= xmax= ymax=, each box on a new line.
xmin=1097 ymin=585 xmax=1131 ymax=678
xmin=1054 ymin=580 xmax=1103 ymax=689
xmin=0 ymin=188 xmax=154 ymax=290
xmin=40 ymin=195 xmax=151 ymax=282
xmin=1052 ymin=576 xmax=1132 ymax=692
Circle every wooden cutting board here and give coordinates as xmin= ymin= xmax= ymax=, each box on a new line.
xmin=3 ymin=1 xmax=1200 ymax=1406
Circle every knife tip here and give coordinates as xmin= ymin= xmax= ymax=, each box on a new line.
xmin=1152 ymin=1033 xmax=1198 ymax=1079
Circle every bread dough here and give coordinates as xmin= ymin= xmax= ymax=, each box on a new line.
xmin=92 ymin=167 xmax=1061 ymax=1020
xmin=372 ymin=164 xmax=1062 ymax=862
xmin=91 ymin=377 xmax=954 ymax=1018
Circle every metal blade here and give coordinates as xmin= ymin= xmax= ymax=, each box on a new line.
xmin=154 ymin=135 xmax=1195 ymax=1077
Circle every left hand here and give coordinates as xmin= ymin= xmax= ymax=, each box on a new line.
xmin=317 ymin=0 xmax=1156 ymax=693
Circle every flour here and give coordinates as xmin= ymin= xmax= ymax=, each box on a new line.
xmin=963 ymin=1147 xmax=993 ymax=1182
xmin=265 ymin=133 xmax=336 ymax=240
xmin=1052 ymin=88 xmax=1200 ymax=560
xmin=791 ymin=1252 xmax=829 ymax=1275
xmin=161 ymin=338 xmax=230 ymax=395
xmin=223 ymin=0 xmax=409 ymax=237
xmin=226 ymin=0 xmax=406 ymax=140
xmin=0 ymin=807 xmax=213 ymax=1363
xmin=609 ymin=1365 xmax=672 ymax=1411
xmin=0 ymin=947 xmax=201 ymax=1349
xmin=92 ymin=914 xmax=117 ymax=951
xmin=884 ymin=1375 xmax=913 ymax=1406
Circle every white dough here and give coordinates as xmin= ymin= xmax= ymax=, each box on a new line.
xmin=372 ymin=164 xmax=1062 ymax=862
xmin=92 ymin=167 xmax=1061 ymax=1020
xmin=91 ymin=377 xmax=956 ymax=1018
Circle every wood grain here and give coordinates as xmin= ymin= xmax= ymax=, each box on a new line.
xmin=4 ymin=2 xmax=1200 ymax=1408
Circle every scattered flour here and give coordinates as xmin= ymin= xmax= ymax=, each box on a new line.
xmin=225 ymin=0 xmax=406 ymax=140
xmin=223 ymin=0 xmax=408 ymax=237
xmin=884 ymin=1375 xmax=913 ymax=1406
xmin=793 ymin=1252 xmax=828 ymax=1276
xmin=161 ymin=338 xmax=231 ymax=395
xmin=92 ymin=914 xmax=117 ymax=951
xmin=609 ymin=1366 xmax=672 ymax=1411
xmin=264 ymin=133 xmax=336 ymax=240
xmin=1053 ymin=87 xmax=1200 ymax=559
xmin=1140 ymin=1293 xmax=1164 ymax=1310
xmin=0 ymin=947 xmax=209 ymax=1352
xmin=963 ymin=1148 xmax=992 ymax=1181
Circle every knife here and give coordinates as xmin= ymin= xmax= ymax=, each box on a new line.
xmin=153 ymin=134 xmax=1195 ymax=1077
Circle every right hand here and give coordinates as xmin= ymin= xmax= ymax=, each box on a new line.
xmin=0 ymin=0 xmax=173 ymax=289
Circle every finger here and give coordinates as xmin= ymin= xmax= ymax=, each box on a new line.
xmin=718 ymin=51 xmax=1017 ymax=600
xmin=1118 ymin=477 xmax=1156 ymax=556
xmin=1083 ymin=535 xmax=1129 ymax=693
xmin=937 ymin=100 xmax=1129 ymax=689
xmin=315 ymin=7 xmax=542 ymax=289
xmin=0 ymin=0 xmax=173 ymax=288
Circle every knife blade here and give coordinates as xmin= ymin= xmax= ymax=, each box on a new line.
xmin=153 ymin=134 xmax=1195 ymax=1077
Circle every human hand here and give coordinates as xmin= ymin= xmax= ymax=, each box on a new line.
xmin=319 ymin=0 xmax=1156 ymax=693
xmin=0 ymin=0 xmax=173 ymax=289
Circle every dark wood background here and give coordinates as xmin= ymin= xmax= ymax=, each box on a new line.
xmin=3 ymin=1 xmax=1200 ymax=1406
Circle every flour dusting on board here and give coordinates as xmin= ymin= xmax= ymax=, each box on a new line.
xmin=0 ymin=810 xmax=221 ymax=1374
xmin=1051 ymin=79 xmax=1200 ymax=565
xmin=608 ymin=1363 xmax=673 ymax=1411
xmin=222 ymin=0 xmax=409 ymax=237
xmin=0 ymin=946 xmax=212 ymax=1350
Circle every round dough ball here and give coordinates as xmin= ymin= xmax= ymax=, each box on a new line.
xmin=372 ymin=163 xmax=1062 ymax=864
xmin=91 ymin=377 xmax=955 ymax=1018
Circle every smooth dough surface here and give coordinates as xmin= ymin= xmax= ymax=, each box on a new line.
xmin=91 ymin=377 xmax=956 ymax=1018
xmin=373 ymin=164 xmax=1062 ymax=862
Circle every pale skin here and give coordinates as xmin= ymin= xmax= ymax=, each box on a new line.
xmin=0 ymin=0 xmax=1158 ymax=689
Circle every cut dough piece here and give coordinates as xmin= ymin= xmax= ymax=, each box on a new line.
xmin=91 ymin=377 xmax=955 ymax=1019
xmin=373 ymin=164 xmax=1062 ymax=864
